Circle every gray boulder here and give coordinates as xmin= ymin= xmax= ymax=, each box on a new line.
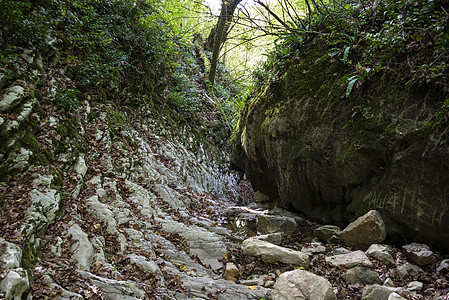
xmin=254 ymin=233 xmax=283 ymax=245
xmin=366 ymin=244 xmax=395 ymax=265
xmin=7 ymin=148 xmax=32 ymax=174
xmin=272 ymin=269 xmax=336 ymax=300
xmin=395 ymin=263 xmax=423 ymax=279
xmin=340 ymin=210 xmax=386 ymax=249
xmin=326 ymin=250 xmax=373 ymax=268
xmin=0 ymin=86 xmax=25 ymax=112
xmin=436 ymin=259 xmax=449 ymax=275
xmin=242 ymin=237 xmax=310 ymax=267
xmin=0 ymin=239 xmax=22 ymax=269
xmin=0 ymin=268 xmax=30 ymax=300
xmin=388 ymin=293 xmax=407 ymax=300
xmin=0 ymin=239 xmax=30 ymax=300
xmin=328 ymin=247 xmax=351 ymax=256
xmin=257 ymin=214 xmax=298 ymax=234
xmin=406 ymin=281 xmax=423 ymax=291
xmin=67 ymin=224 xmax=95 ymax=271
xmin=345 ymin=267 xmax=381 ymax=285
xmin=361 ymin=284 xmax=402 ymax=300
xmin=402 ymin=243 xmax=435 ymax=266
xmin=314 ymin=225 xmax=342 ymax=243
xmin=28 ymin=188 xmax=60 ymax=225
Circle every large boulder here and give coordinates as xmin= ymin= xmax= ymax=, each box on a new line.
xmin=0 ymin=268 xmax=30 ymax=300
xmin=242 ymin=237 xmax=310 ymax=267
xmin=272 ymin=269 xmax=336 ymax=300
xmin=231 ymin=40 xmax=449 ymax=251
xmin=257 ymin=214 xmax=298 ymax=234
xmin=340 ymin=210 xmax=386 ymax=249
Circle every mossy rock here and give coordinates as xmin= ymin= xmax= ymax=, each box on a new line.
xmin=232 ymin=39 xmax=449 ymax=251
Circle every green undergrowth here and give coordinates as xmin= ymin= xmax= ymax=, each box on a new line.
xmin=0 ymin=0 xmax=242 ymax=181
xmin=250 ymin=0 xmax=448 ymax=113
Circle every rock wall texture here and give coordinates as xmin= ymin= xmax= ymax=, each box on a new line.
xmin=232 ymin=41 xmax=449 ymax=250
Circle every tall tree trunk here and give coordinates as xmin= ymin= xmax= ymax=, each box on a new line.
xmin=208 ymin=0 xmax=242 ymax=86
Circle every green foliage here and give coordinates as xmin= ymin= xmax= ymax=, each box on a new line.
xmin=252 ymin=0 xmax=448 ymax=96
xmin=168 ymin=50 xmax=204 ymax=112
xmin=54 ymin=0 xmax=177 ymax=96
xmin=0 ymin=1 xmax=52 ymax=49
xmin=55 ymin=88 xmax=81 ymax=112
xmin=0 ymin=0 xmax=182 ymax=108
xmin=427 ymin=98 xmax=449 ymax=127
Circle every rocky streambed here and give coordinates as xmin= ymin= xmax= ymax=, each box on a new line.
xmin=0 ymin=82 xmax=448 ymax=300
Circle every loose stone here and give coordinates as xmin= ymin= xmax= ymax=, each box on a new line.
xmin=402 ymin=243 xmax=435 ymax=266
xmin=326 ymin=250 xmax=373 ymax=268
xmin=340 ymin=210 xmax=386 ymax=249
xmin=272 ymin=269 xmax=336 ymax=300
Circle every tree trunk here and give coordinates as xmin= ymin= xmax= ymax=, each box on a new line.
xmin=207 ymin=0 xmax=242 ymax=86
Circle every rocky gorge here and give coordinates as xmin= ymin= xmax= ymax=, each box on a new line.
xmin=1 ymin=65 xmax=449 ymax=298
xmin=231 ymin=36 xmax=449 ymax=252
xmin=1 ymin=0 xmax=449 ymax=299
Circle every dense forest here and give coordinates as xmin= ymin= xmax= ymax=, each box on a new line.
xmin=1 ymin=0 xmax=449 ymax=299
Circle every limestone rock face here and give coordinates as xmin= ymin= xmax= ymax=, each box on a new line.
xmin=0 ymin=238 xmax=30 ymax=300
xmin=68 ymin=224 xmax=95 ymax=271
xmin=0 ymin=238 xmax=22 ymax=269
xmin=0 ymin=85 xmax=25 ymax=112
xmin=231 ymin=45 xmax=449 ymax=250
xmin=242 ymin=237 xmax=310 ymax=267
xmin=340 ymin=210 xmax=386 ymax=249
xmin=0 ymin=268 xmax=30 ymax=300
xmin=272 ymin=269 xmax=336 ymax=300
